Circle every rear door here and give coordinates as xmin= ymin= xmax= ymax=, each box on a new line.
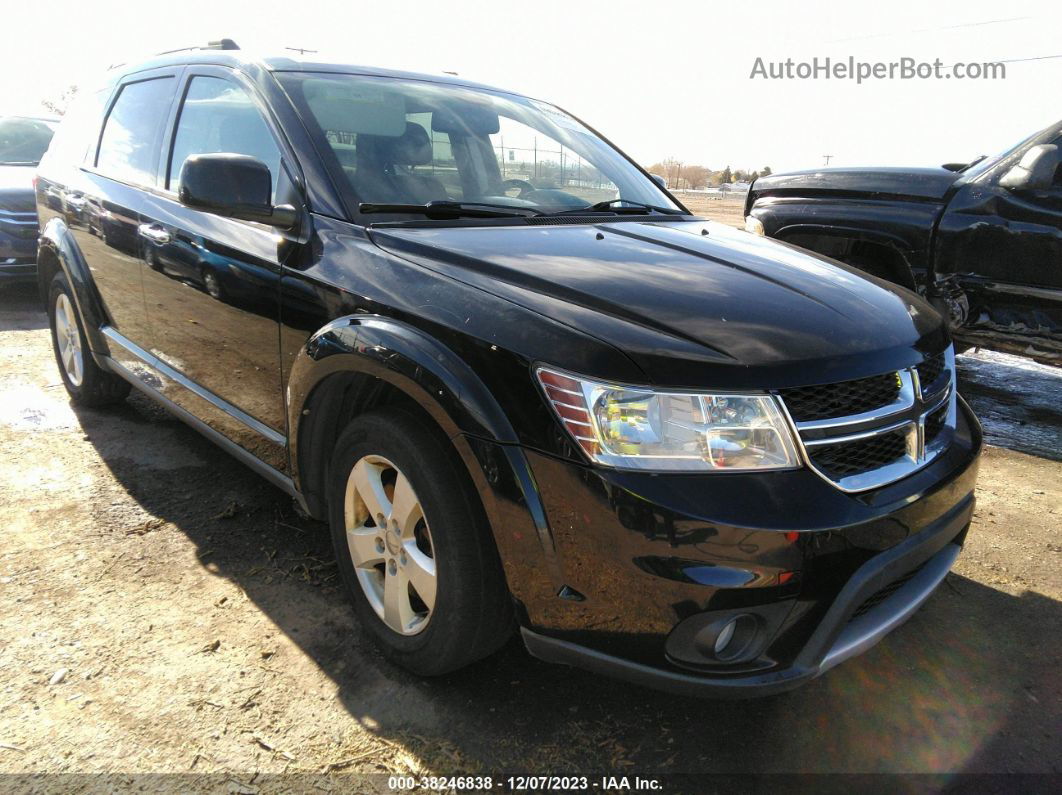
xmin=80 ymin=69 xmax=181 ymax=374
xmin=136 ymin=67 xmax=296 ymax=472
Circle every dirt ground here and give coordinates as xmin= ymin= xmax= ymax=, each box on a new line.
xmin=0 ymin=257 xmax=1059 ymax=789
xmin=673 ymin=193 xmax=747 ymax=228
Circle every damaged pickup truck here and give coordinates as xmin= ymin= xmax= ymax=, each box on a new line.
xmin=744 ymin=120 xmax=1062 ymax=364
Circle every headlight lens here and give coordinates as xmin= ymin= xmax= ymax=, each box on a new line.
xmin=744 ymin=215 xmax=765 ymax=236
xmin=537 ymin=368 xmax=800 ymax=472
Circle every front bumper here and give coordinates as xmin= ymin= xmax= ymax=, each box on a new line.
xmin=524 ymin=506 xmax=968 ymax=698
xmin=513 ymin=397 xmax=982 ymax=697
xmin=0 ymin=219 xmax=38 ymax=284
xmin=0 ymin=257 xmax=37 ymax=284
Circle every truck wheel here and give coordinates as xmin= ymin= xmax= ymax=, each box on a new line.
xmin=328 ymin=407 xmax=512 ymax=675
xmin=48 ymin=273 xmax=130 ymax=407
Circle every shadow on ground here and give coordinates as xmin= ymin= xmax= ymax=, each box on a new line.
xmin=0 ymin=283 xmax=48 ymax=331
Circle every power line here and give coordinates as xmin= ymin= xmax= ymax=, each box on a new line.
xmin=993 ymin=53 xmax=1062 ymax=65
xmin=828 ymin=16 xmax=1032 ymax=43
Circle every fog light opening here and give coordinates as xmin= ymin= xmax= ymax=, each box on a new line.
xmin=714 ymin=619 xmax=737 ymax=655
xmin=712 ymin=614 xmax=759 ymax=662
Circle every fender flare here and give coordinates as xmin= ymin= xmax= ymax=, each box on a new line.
xmin=288 ymin=314 xmax=563 ymax=593
xmin=771 ymin=222 xmax=914 ymax=254
xmin=38 ymin=217 xmax=112 ymax=355
xmin=287 ymin=314 xmax=520 ymax=453
xmin=769 ymin=221 xmax=923 ymax=289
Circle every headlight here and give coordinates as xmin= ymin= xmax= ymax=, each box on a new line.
xmin=536 ymin=368 xmax=801 ymax=472
xmin=744 ymin=215 xmax=765 ymax=236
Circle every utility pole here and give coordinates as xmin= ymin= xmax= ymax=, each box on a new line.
xmin=823 ymin=154 xmax=833 ymax=166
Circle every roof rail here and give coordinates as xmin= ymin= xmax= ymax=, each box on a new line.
xmin=156 ymin=38 xmax=240 ymax=56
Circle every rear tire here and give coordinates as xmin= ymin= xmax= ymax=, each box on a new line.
xmin=328 ymin=407 xmax=512 ymax=675
xmin=48 ymin=273 xmax=130 ymax=407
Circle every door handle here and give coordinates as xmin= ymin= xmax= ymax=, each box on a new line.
xmin=137 ymin=224 xmax=171 ymax=245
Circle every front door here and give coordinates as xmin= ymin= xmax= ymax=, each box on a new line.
xmin=934 ymin=123 xmax=1062 ymax=359
xmin=137 ymin=69 xmax=295 ymax=472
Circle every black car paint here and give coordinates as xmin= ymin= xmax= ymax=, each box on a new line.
xmin=35 ymin=50 xmax=981 ymax=697
xmin=746 ymin=121 xmax=1062 ymax=364
xmin=0 ymin=165 xmax=44 ymax=282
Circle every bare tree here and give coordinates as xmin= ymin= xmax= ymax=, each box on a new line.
xmin=682 ymin=164 xmax=710 ymax=190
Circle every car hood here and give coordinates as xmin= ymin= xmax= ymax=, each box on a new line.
xmin=0 ymin=165 xmax=37 ymax=212
xmin=753 ymin=166 xmax=961 ymax=201
xmin=370 ymin=219 xmax=946 ymax=389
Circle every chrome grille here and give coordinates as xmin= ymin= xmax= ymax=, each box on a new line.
xmin=0 ymin=208 xmax=38 ymax=239
xmin=779 ymin=347 xmax=957 ymax=492
xmin=808 ymin=429 xmax=908 ymax=479
xmin=916 ymin=353 xmax=946 ymax=395
xmin=924 ymin=403 xmax=948 ymax=446
xmin=779 ymin=372 xmax=900 ymax=422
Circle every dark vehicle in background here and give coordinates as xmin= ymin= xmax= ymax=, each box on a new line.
xmin=35 ymin=42 xmax=981 ymax=697
xmin=0 ymin=115 xmax=57 ymax=285
xmin=744 ymin=120 xmax=1062 ymax=365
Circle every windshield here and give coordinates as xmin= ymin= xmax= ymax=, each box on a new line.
xmin=278 ymin=73 xmax=682 ymax=217
xmin=961 ymin=123 xmax=1060 ymax=181
xmin=0 ymin=116 xmax=57 ymax=165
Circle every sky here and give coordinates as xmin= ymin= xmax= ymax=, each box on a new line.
xmin=2 ymin=0 xmax=1060 ymax=173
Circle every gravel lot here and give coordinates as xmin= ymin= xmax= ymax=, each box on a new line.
xmin=0 ymin=270 xmax=1059 ymax=788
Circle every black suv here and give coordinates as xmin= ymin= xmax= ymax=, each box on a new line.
xmin=1 ymin=115 xmax=56 ymax=284
xmin=36 ymin=42 xmax=981 ymax=697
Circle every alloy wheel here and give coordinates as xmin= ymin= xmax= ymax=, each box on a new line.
xmin=204 ymin=272 xmax=222 ymax=300
xmin=54 ymin=293 xmax=84 ymax=387
xmin=343 ymin=455 xmax=437 ymax=635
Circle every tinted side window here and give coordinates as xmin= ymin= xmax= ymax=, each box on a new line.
xmin=168 ymin=76 xmax=282 ymax=200
xmin=96 ymin=78 xmax=175 ymax=185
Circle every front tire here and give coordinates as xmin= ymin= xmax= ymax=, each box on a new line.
xmin=202 ymin=269 xmax=224 ymax=300
xmin=328 ymin=407 xmax=512 ymax=675
xmin=48 ymin=273 xmax=130 ymax=407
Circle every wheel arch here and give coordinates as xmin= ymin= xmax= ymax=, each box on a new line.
xmin=773 ymin=223 xmax=921 ymax=291
xmin=37 ymin=218 xmax=111 ymax=354
xmin=289 ymin=314 xmax=562 ymax=605
xmin=289 ymin=314 xmax=520 ymax=517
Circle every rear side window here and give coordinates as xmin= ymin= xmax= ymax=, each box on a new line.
xmin=96 ymin=77 xmax=175 ymax=186
xmin=41 ymin=89 xmax=108 ymax=168
xmin=167 ymin=76 xmax=282 ymax=200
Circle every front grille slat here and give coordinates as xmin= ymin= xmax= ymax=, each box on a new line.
xmin=849 ymin=560 xmax=928 ymax=622
xmin=924 ymin=403 xmax=948 ymax=445
xmin=916 ymin=353 xmax=946 ymax=395
xmin=779 ymin=347 xmax=955 ymax=491
xmin=808 ymin=430 xmax=908 ymax=479
xmin=779 ymin=372 xmax=900 ymax=422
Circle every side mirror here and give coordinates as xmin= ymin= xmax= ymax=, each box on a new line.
xmin=999 ymin=144 xmax=1060 ymax=192
xmin=650 ymin=174 xmax=667 ymax=189
xmin=178 ymin=153 xmax=298 ymax=229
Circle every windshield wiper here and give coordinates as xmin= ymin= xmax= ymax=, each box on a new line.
xmin=0 ymin=161 xmax=39 ymax=166
xmin=546 ymin=199 xmax=684 ymax=216
xmin=359 ymin=201 xmax=543 ymax=219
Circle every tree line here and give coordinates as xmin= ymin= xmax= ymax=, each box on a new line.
xmin=646 ymin=158 xmax=772 ymax=190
